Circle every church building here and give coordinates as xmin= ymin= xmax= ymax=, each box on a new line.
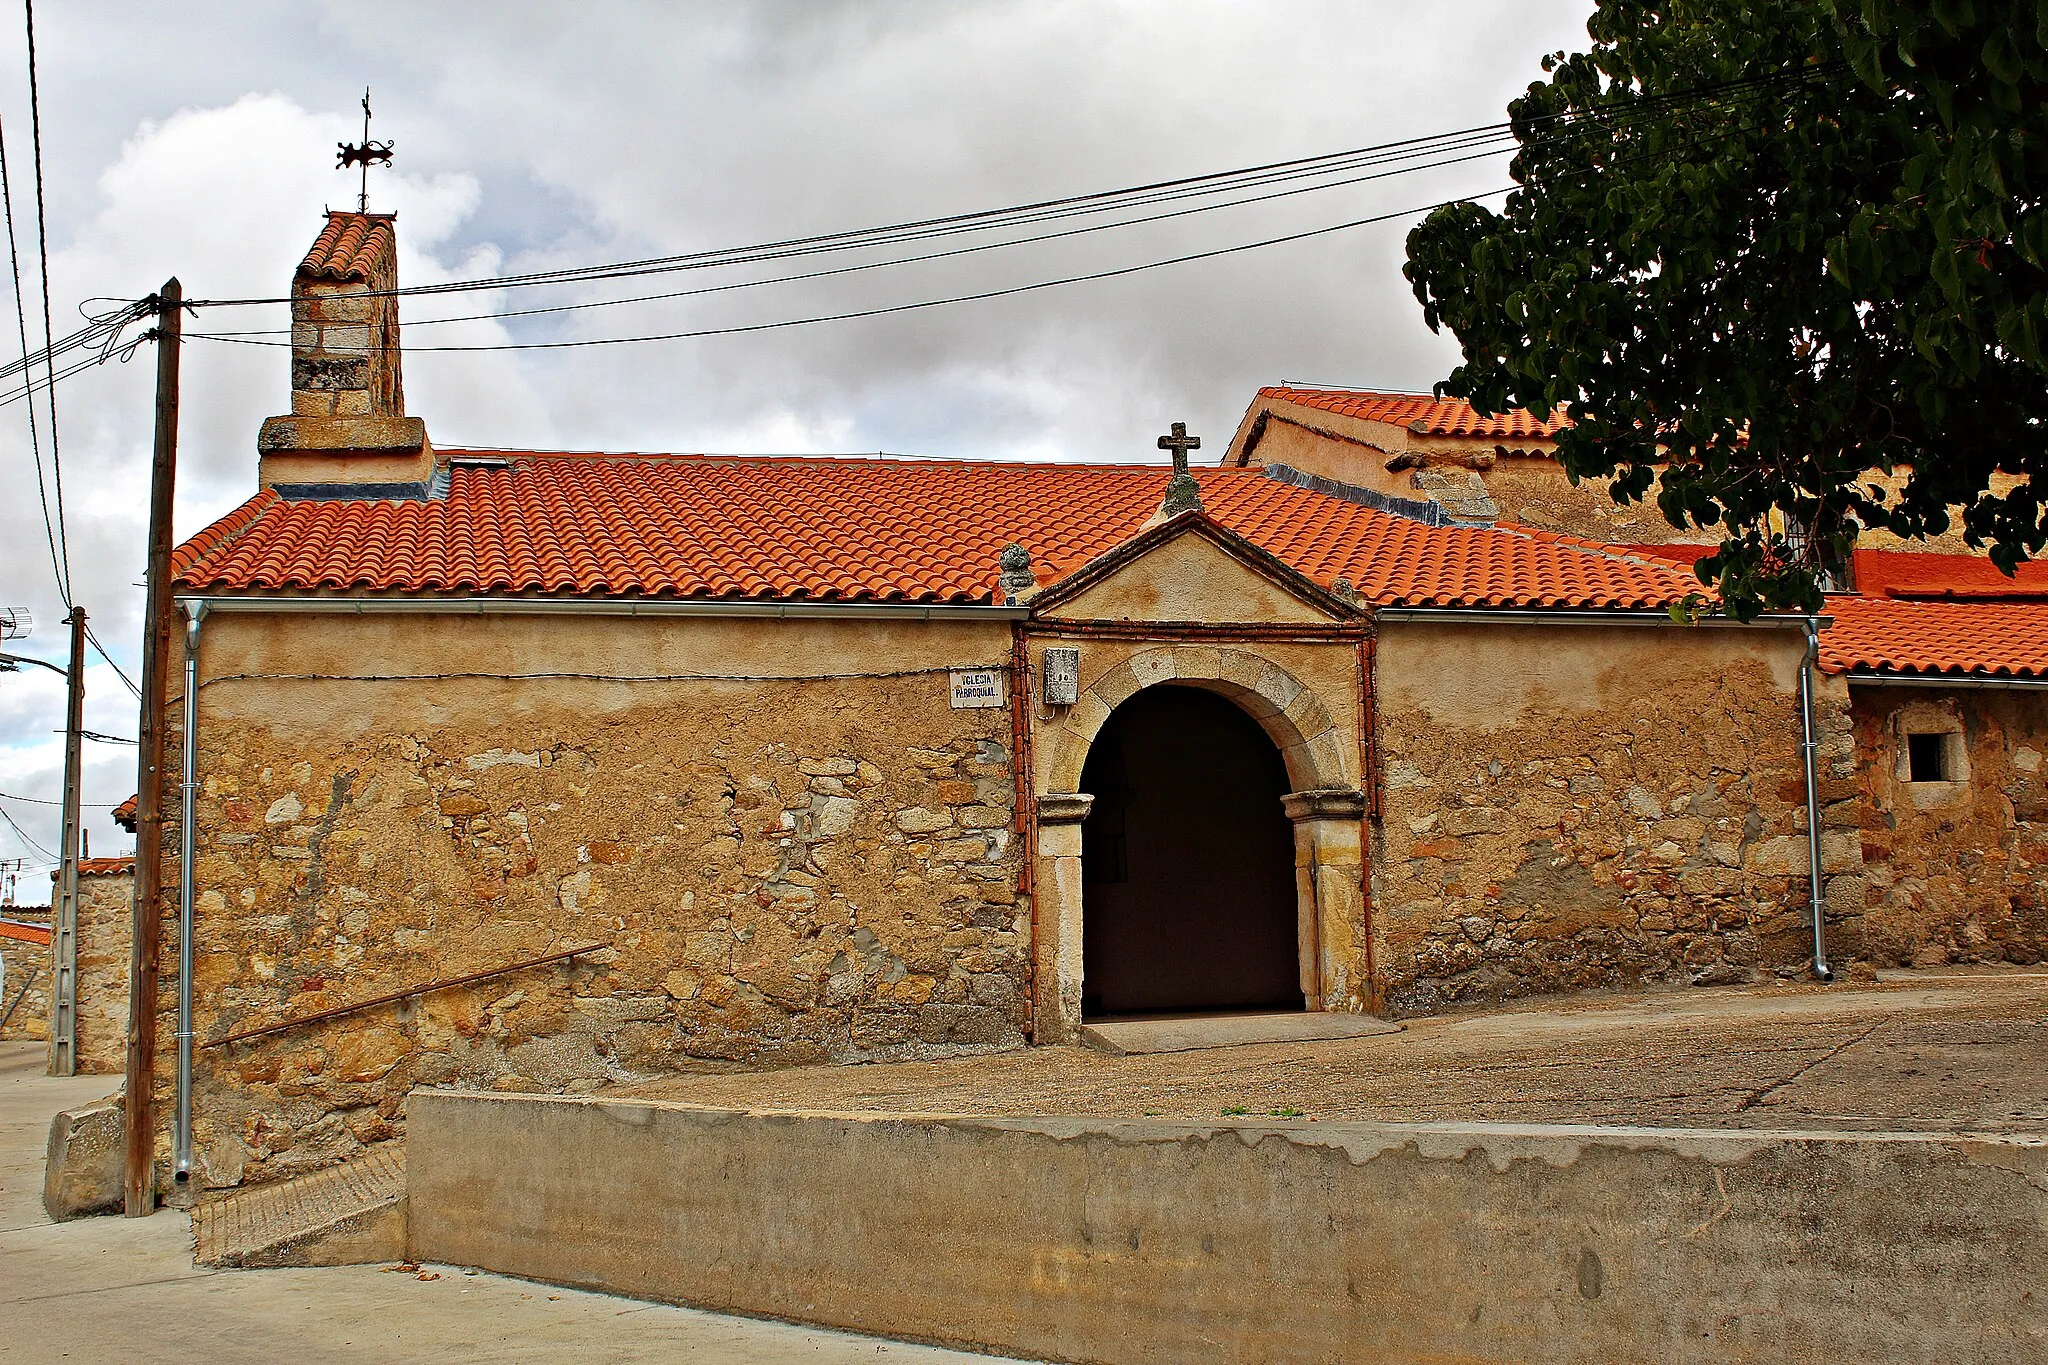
xmin=134 ymin=210 xmax=2046 ymax=1191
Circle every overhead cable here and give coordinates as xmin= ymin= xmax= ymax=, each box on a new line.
xmin=0 ymin=99 xmax=62 ymax=604
xmin=183 ymin=62 xmax=1836 ymax=311
xmin=22 ymin=0 xmax=69 ymax=604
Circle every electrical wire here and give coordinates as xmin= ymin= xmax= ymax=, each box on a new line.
xmin=183 ymin=62 xmax=1837 ymax=312
xmin=80 ymin=622 xmax=139 ymax=698
xmin=188 ymin=188 xmax=1518 ymax=354
xmin=0 ymin=99 xmax=61 ymax=605
xmin=0 ymin=803 xmax=55 ymax=861
xmin=0 ymin=790 xmax=119 ymax=807
xmin=197 ymin=137 xmax=1527 ymax=337
xmin=22 ymin=0 xmax=69 ymax=605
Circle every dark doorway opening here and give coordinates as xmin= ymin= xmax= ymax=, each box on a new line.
xmin=1080 ymin=684 xmax=1301 ymax=1017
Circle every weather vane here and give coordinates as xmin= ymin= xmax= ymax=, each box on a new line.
xmin=335 ymin=87 xmax=393 ymax=214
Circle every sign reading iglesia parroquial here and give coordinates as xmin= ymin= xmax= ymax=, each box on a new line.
xmin=949 ymin=669 xmax=1006 ymax=708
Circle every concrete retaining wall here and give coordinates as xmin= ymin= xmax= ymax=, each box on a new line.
xmin=408 ymin=1090 xmax=2048 ymax=1364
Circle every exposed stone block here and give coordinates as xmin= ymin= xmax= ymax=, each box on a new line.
xmin=43 ymin=1095 xmax=123 ymax=1220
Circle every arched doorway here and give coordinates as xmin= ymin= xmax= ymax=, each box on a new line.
xmin=1079 ymin=684 xmax=1301 ymax=1017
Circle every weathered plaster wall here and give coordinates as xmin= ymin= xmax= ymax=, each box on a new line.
xmin=1849 ymin=684 xmax=2048 ymax=966
xmin=154 ymin=610 xmax=1027 ymax=1186
xmin=74 ymin=867 xmax=133 ymax=1075
xmin=1372 ymin=621 xmax=1827 ymax=1012
xmin=0 ymin=920 xmax=51 ymax=1042
xmin=410 ymin=1092 xmax=2048 ymax=1365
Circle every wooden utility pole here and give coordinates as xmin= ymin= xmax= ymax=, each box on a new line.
xmin=49 ymin=604 xmax=84 ymax=1076
xmin=124 ymin=279 xmax=179 ymax=1216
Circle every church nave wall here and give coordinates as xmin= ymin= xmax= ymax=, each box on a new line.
xmin=150 ymin=611 xmax=1030 ymax=1188
xmin=1370 ymin=621 xmax=1823 ymax=1013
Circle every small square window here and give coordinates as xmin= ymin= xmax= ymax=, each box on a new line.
xmin=1907 ymin=732 xmax=1950 ymax=783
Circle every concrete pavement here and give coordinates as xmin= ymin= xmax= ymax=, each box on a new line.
xmin=0 ymin=1043 xmax=1030 ymax=1364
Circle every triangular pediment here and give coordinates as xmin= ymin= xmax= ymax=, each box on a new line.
xmin=1030 ymin=511 xmax=1363 ymax=625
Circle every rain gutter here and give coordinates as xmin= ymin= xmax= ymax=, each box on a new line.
xmin=174 ymin=594 xmax=1029 ymax=622
xmin=1844 ymin=670 xmax=2048 ymax=691
xmin=175 ymin=600 xmax=206 ymax=1184
xmin=1373 ymin=606 xmax=1820 ymax=628
xmin=1798 ymin=617 xmax=1831 ymax=983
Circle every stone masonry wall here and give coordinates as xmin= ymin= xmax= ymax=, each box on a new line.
xmin=0 ymin=918 xmax=51 ymax=1043
xmin=1847 ymin=683 xmax=2048 ymax=966
xmin=75 ymin=867 xmax=133 ymax=1075
xmin=149 ymin=613 xmax=1028 ymax=1188
xmin=1372 ymin=622 xmax=1829 ymax=1014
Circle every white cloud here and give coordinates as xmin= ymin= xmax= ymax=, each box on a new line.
xmin=0 ymin=1 xmax=1597 ymax=892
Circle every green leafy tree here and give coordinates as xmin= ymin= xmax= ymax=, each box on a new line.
xmin=1404 ymin=0 xmax=2048 ymax=614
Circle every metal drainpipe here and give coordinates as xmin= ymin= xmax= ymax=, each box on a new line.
xmin=1798 ymin=616 xmax=1832 ymax=982
xmin=174 ymin=601 xmax=206 ymax=1182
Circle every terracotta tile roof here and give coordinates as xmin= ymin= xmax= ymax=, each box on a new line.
xmin=298 ymin=212 xmax=395 ymax=283
xmin=1819 ymin=595 xmax=2048 ymax=678
xmin=1261 ymin=387 xmax=1570 ymax=440
xmin=0 ymin=918 xmax=50 ymax=946
xmin=1853 ymin=549 xmax=2048 ymax=601
xmin=111 ymin=794 xmax=137 ymax=833
xmin=75 ymin=857 xmax=134 ymax=878
xmin=172 ymin=452 xmax=1701 ymax=611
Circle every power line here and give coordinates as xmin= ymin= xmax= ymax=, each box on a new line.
xmin=0 ymin=803 xmax=55 ymax=861
xmin=0 ymin=99 xmax=61 ymax=605
xmin=195 ymin=140 xmax=1526 ymax=338
xmin=81 ymin=622 xmax=139 ymax=698
xmin=183 ymin=62 xmax=1836 ymax=313
xmin=0 ymin=790 xmax=119 ymax=807
xmin=189 ymin=188 xmax=1520 ymax=355
xmin=22 ymin=0 xmax=69 ymax=606
xmin=184 ymin=87 xmax=1777 ymax=361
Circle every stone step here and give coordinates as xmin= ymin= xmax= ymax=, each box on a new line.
xmin=192 ymin=1144 xmax=407 ymax=1268
xmin=1078 ymin=1010 xmax=1401 ymax=1055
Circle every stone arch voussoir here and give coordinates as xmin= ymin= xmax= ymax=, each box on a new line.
xmin=1046 ymin=645 xmax=1349 ymax=794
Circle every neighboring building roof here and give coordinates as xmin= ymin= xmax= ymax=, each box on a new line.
xmin=1256 ymin=388 xmax=1570 ymax=441
xmin=170 ymin=453 xmax=1700 ymax=611
xmin=298 ymin=211 xmax=396 ymax=284
xmin=1852 ymin=549 xmax=2048 ymax=601
xmin=0 ymin=918 xmax=50 ymax=946
xmin=76 ymin=857 xmax=134 ymax=878
xmin=111 ymin=794 xmax=137 ymax=833
xmin=1819 ymin=596 xmax=2048 ymax=679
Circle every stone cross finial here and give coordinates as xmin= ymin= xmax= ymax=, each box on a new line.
xmin=1156 ymin=421 xmax=1203 ymax=517
xmin=997 ymin=543 xmax=1035 ymax=604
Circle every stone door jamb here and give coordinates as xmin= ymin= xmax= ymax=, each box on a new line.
xmin=1030 ymin=645 xmax=1366 ymax=1043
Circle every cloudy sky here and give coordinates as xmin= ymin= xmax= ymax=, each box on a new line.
xmin=0 ymin=1 xmax=1592 ymax=891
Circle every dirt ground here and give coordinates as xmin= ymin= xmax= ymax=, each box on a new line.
xmin=628 ymin=968 xmax=2048 ymax=1132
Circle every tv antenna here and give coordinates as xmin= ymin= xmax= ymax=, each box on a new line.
xmin=335 ymin=87 xmax=394 ymax=213
xmin=0 ymin=607 xmax=29 ymax=640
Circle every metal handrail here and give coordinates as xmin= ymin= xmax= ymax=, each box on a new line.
xmin=201 ymin=942 xmax=608 ymax=1049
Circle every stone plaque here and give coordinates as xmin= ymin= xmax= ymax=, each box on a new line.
xmin=949 ymin=669 xmax=1006 ymax=708
xmin=1041 ymin=647 xmax=1080 ymax=706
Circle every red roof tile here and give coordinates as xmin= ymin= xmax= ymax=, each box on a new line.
xmin=1261 ymin=387 xmax=1570 ymax=440
xmin=1819 ymin=595 xmax=2048 ymax=678
xmin=0 ymin=918 xmax=50 ymax=946
xmin=1853 ymin=549 xmax=2048 ymax=601
xmin=172 ymin=453 xmax=1700 ymax=612
xmin=299 ymin=212 xmax=395 ymax=283
xmin=111 ymin=794 xmax=137 ymax=833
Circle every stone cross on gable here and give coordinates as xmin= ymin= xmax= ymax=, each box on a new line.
xmin=1156 ymin=421 xmax=1203 ymax=518
xmin=1157 ymin=421 xmax=1201 ymax=475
